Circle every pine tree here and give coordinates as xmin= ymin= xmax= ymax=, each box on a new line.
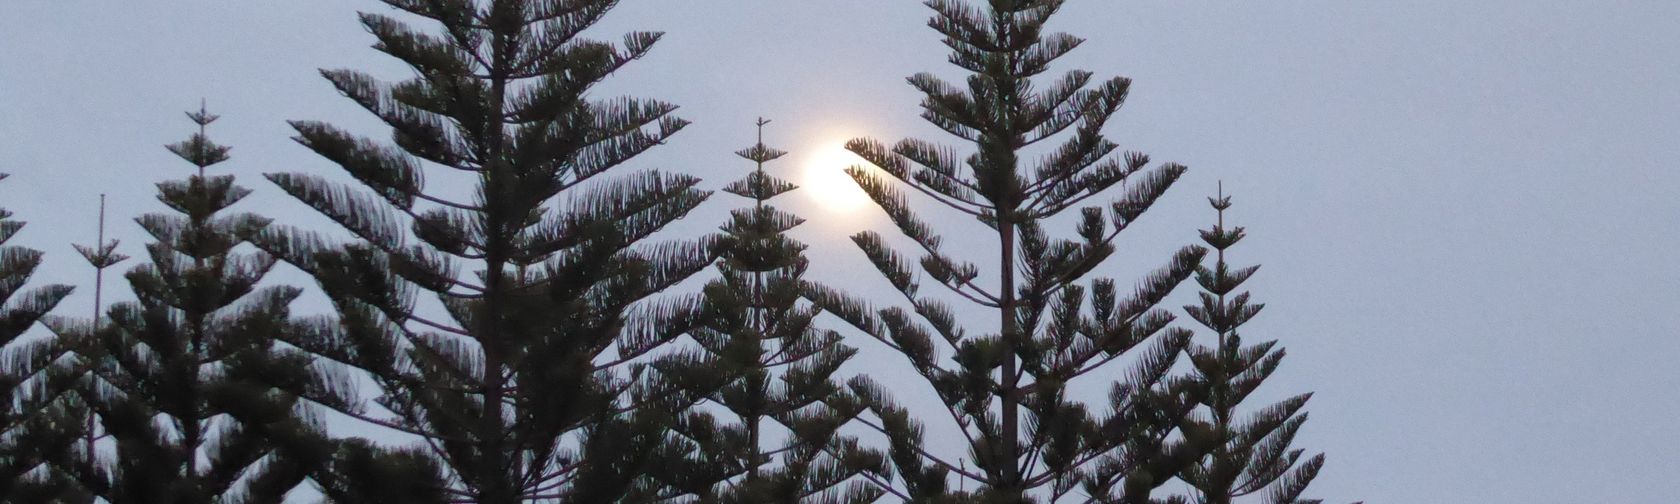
xmin=654 ymin=120 xmax=889 ymax=502
xmin=259 ymin=1 xmax=715 ymax=501
xmin=60 ymin=193 xmax=132 ymax=501
xmin=67 ymin=106 xmax=330 ymax=502
xmin=812 ymin=0 xmax=1210 ymax=501
xmin=0 ymin=173 xmax=79 ymax=500
xmin=1179 ymin=186 xmax=1329 ymax=504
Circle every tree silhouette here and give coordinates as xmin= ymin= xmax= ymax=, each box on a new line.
xmin=259 ymin=0 xmax=716 ymax=501
xmin=58 ymin=193 xmax=132 ymax=501
xmin=654 ymin=120 xmax=890 ymax=502
xmin=813 ymin=0 xmax=1210 ymax=501
xmin=1178 ymin=185 xmax=1331 ymax=504
xmin=65 ymin=106 xmax=329 ymax=503
xmin=0 ymin=173 xmax=78 ymax=500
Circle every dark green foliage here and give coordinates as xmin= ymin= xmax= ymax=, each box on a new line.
xmin=259 ymin=1 xmax=715 ymax=501
xmin=813 ymin=0 xmax=1209 ymax=501
xmin=311 ymin=439 xmax=448 ymax=504
xmin=62 ymin=108 xmax=331 ymax=503
xmin=654 ymin=121 xmax=889 ymax=502
xmin=1179 ymin=188 xmax=1330 ymax=504
xmin=0 ymin=173 xmax=78 ymax=501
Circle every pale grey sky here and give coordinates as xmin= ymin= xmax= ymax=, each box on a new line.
xmin=3 ymin=1 xmax=1677 ymax=502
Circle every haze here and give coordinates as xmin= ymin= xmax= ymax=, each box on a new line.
xmin=2 ymin=1 xmax=1676 ymax=502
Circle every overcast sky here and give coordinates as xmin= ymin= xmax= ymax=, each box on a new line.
xmin=3 ymin=1 xmax=1678 ymax=502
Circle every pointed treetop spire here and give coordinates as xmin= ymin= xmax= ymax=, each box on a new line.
xmin=73 ymin=194 xmax=128 ymax=271
xmin=166 ymin=100 xmax=231 ymax=173
xmin=185 ymin=98 xmax=220 ymax=126
xmin=734 ymin=117 xmax=789 ymax=167
xmin=1210 ymin=180 xmax=1233 ymax=211
xmin=724 ymin=118 xmax=796 ymax=203
xmin=1201 ymin=181 xmax=1246 ymax=254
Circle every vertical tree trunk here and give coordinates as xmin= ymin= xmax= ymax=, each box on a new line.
xmin=999 ymin=221 xmax=1020 ymax=493
xmin=479 ymin=18 xmax=513 ymax=502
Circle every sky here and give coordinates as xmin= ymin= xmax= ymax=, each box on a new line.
xmin=3 ymin=1 xmax=1678 ymax=502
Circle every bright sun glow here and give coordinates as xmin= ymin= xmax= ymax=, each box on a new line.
xmin=801 ymin=141 xmax=874 ymax=213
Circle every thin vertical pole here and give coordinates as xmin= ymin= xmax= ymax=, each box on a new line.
xmin=85 ymin=194 xmax=107 ymax=463
xmin=93 ymin=194 xmax=106 ymax=324
xmin=1215 ymin=181 xmax=1224 ymax=349
xmin=746 ymin=117 xmax=772 ymax=483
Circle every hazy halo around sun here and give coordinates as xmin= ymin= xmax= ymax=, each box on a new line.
xmin=800 ymin=139 xmax=874 ymax=213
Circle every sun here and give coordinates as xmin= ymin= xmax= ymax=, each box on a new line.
xmin=800 ymin=140 xmax=875 ymax=213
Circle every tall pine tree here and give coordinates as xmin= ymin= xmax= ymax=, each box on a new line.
xmin=0 ymin=173 xmax=78 ymax=500
xmin=61 ymin=193 xmax=132 ymax=501
xmin=813 ymin=0 xmax=1210 ymax=501
xmin=1179 ymin=185 xmax=1328 ymax=504
xmin=655 ymin=120 xmax=889 ymax=502
xmin=68 ymin=106 xmax=329 ymax=502
xmin=260 ymin=1 xmax=715 ymax=501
